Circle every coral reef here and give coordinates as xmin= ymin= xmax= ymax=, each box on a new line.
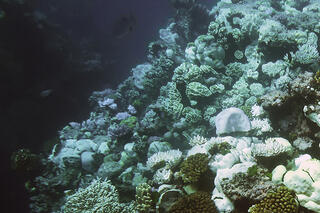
xmin=188 ymin=135 xmax=207 ymax=147
xmin=25 ymin=0 xmax=320 ymax=212
xmin=146 ymin=149 xmax=182 ymax=170
xmin=169 ymin=191 xmax=217 ymax=213
xmin=63 ymin=178 xmax=135 ymax=213
xmin=273 ymin=157 xmax=320 ymax=212
xmin=248 ymin=186 xmax=299 ymax=213
xmin=179 ymin=153 xmax=209 ymax=184
xmin=28 ymin=160 xmax=81 ymax=212
xmin=214 ymin=107 xmax=251 ymax=135
xmin=252 ymin=137 xmax=293 ymax=158
xmin=220 ymin=165 xmax=279 ymax=208
xmin=135 ymin=183 xmax=155 ymax=213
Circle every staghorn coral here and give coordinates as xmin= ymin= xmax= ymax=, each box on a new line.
xmin=179 ymin=153 xmax=209 ymax=184
xmin=248 ymin=185 xmax=299 ymax=213
xmin=169 ymin=191 xmax=217 ymax=213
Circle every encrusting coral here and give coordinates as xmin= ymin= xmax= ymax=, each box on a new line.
xmin=220 ymin=165 xmax=279 ymax=204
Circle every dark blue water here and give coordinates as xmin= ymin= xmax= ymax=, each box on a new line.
xmin=2 ymin=1 xmax=173 ymax=212
xmin=2 ymin=0 xmax=215 ymax=212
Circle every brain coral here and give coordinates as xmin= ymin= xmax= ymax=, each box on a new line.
xmin=179 ymin=153 xmax=209 ymax=184
xmin=169 ymin=191 xmax=217 ymax=213
xmin=248 ymin=185 xmax=299 ymax=213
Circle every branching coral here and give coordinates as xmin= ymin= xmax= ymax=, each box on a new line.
xmin=189 ymin=135 xmax=207 ymax=147
xmin=63 ymin=178 xmax=135 ymax=213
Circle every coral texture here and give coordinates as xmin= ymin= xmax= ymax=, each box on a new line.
xmin=135 ymin=183 xmax=154 ymax=213
xmin=179 ymin=153 xmax=209 ymax=183
xmin=64 ymin=178 xmax=134 ymax=213
xmin=169 ymin=191 xmax=217 ymax=213
xmin=248 ymin=186 xmax=298 ymax=213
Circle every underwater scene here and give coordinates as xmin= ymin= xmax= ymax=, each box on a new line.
xmin=5 ymin=0 xmax=320 ymax=212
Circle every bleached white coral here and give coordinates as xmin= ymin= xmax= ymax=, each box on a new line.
xmin=205 ymin=136 xmax=238 ymax=153
xmin=294 ymin=32 xmax=320 ymax=64
xmin=293 ymin=137 xmax=313 ymax=151
xmin=189 ymin=135 xmax=207 ymax=146
xmin=187 ymin=144 xmax=207 ymax=156
xmin=274 ymin=157 xmax=320 ymax=212
xmin=258 ymin=19 xmax=287 ymax=45
xmin=146 ymin=150 xmax=182 ymax=169
xmin=210 ymin=152 xmax=239 ymax=172
xmin=261 ymin=60 xmax=287 ymax=78
xmin=252 ymin=137 xmax=293 ymax=157
xmin=251 ymin=118 xmax=273 ymax=135
xmin=295 ymin=43 xmax=320 ymax=64
xmin=212 ymin=188 xmax=234 ymax=213
xmin=153 ymin=168 xmax=172 ymax=184
xmin=250 ymin=104 xmax=265 ymax=117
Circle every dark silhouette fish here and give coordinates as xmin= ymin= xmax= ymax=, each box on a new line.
xmin=112 ymin=13 xmax=136 ymax=39
xmin=39 ymin=89 xmax=53 ymax=98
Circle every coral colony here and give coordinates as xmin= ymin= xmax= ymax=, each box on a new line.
xmin=20 ymin=0 xmax=320 ymax=212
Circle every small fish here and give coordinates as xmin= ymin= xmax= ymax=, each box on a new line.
xmin=112 ymin=13 xmax=136 ymax=39
xmin=40 ymin=89 xmax=53 ymax=98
